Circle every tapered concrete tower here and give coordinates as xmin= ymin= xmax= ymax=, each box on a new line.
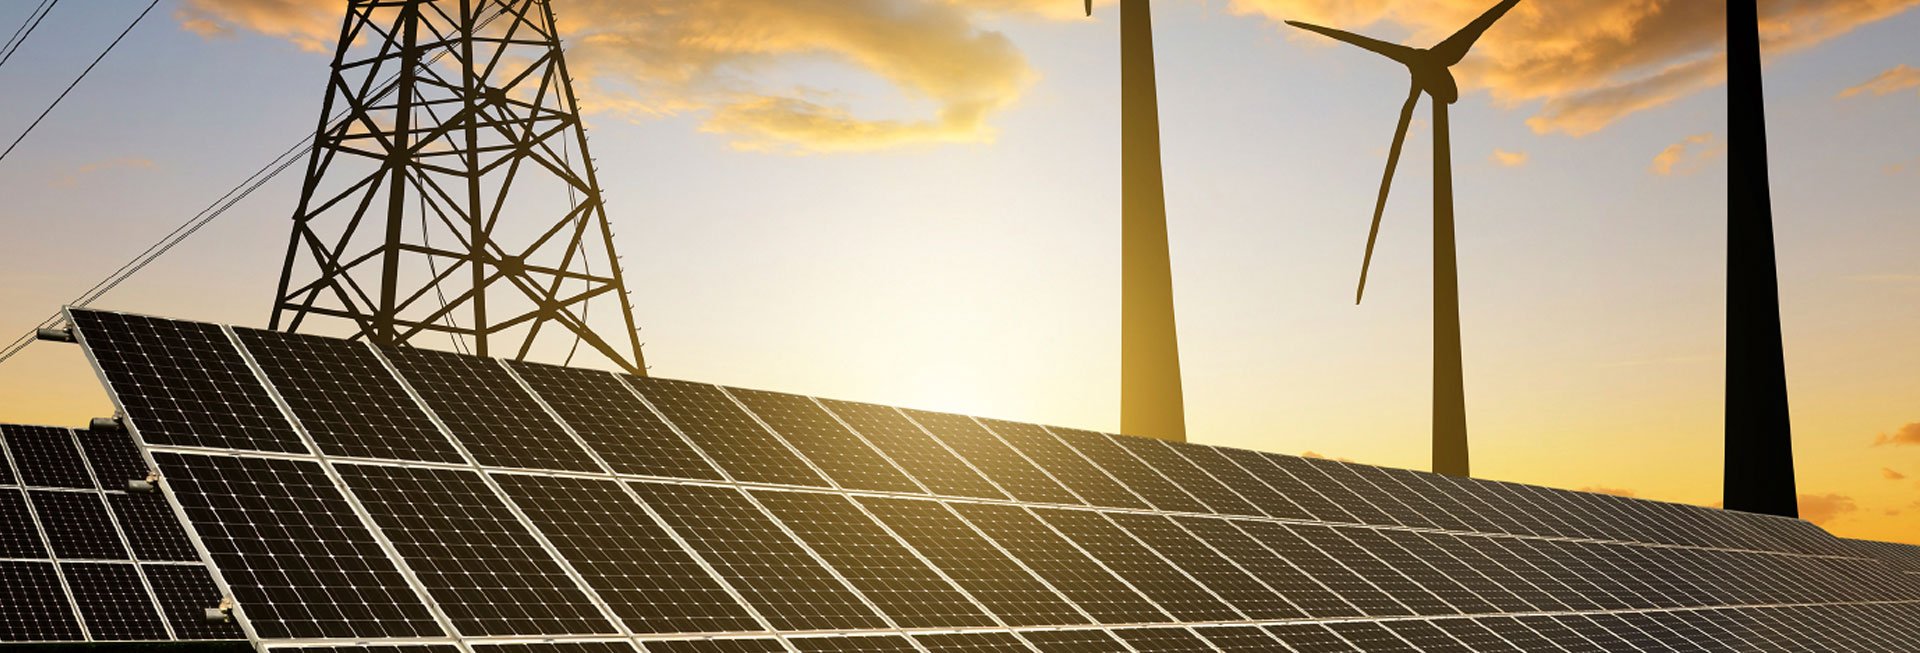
xmin=1095 ymin=0 xmax=1186 ymax=442
xmin=1724 ymin=0 xmax=1798 ymax=517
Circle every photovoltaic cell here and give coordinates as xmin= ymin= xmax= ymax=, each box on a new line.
xmin=68 ymin=310 xmax=305 ymax=453
xmin=1429 ymin=618 xmax=1522 ymax=652
xmin=1376 ymin=529 xmax=1530 ymax=613
xmin=629 ymin=481 xmax=885 ymax=631
xmin=1049 ymin=427 xmax=1206 ymax=514
xmin=859 ymin=496 xmax=1085 ymax=627
xmin=0 ymin=431 xmax=12 ymax=486
xmin=106 ymin=492 xmax=199 ymax=562
xmin=1236 ymin=520 xmax=1407 ymax=617
xmin=1382 ymin=619 xmax=1476 ymax=653
xmin=1194 ymin=625 xmax=1287 ymax=651
xmin=1216 ymin=447 xmax=1356 ymax=523
xmin=31 ymin=490 xmax=128 ymax=560
xmin=1324 ymin=621 xmax=1417 ymax=651
xmin=1338 ymin=527 xmax=1490 ymax=614
xmin=1105 ymin=512 xmax=1298 ymax=619
xmin=1475 ymin=616 xmax=1562 ymax=652
xmin=4 ymin=426 xmax=93 ymax=489
xmin=509 ymin=362 xmax=722 ymax=480
xmin=1172 ymin=516 xmax=1358 ymax=618
xmin=1035 ymin=507 xmax=1237 ymax=621
xmin=494 ymin=474 xmax=758 ymax=635
xmin=1300 ymin=459 xmax=1435 ymax=530
xmin=63 ymin=562 xmax=167 ymax=640
xmin=788 ymin=635 xmax=919 ymax=652
xmin=1266 ymin=623 xmax=1357 ymax=652
xmin=336 ymin=463 xmax=614 ymax=636
xmin=472 ymin=643 xmax=642 ymax=653
xmin=1169 ymin=443 xmax=1312 ymax=520
xmin=1113 ymin=626 xmax=1213 ymax=651
xmin=948 ymin=502 xmax=1165 ymax=624
xmin=752 ymin=490 xmax=992 ymax=629
xmin=1109 ymin=436 xmax=1261 ymax=517
xmin=1019 ymin=629 xmax=1129 ymax=652
xmin=278 ymin=646 xmax=460 ymax=653
xmin=730 ymin=389 xmax=920 ymax=493
xmin=1291 ymin=525 xmax=1450 ymax=615
xmin=74 ymin=428 xmax=148 ymax=491
xmin=153 ymin=452 xmax=442 ymax=640
xmin=142 ymin=563 xmax=244 ymax=640
xmin=643 ymin=639 xmax=786 ymax=653
xmin=1263 ymin=454 xmax=1394 ymax=526
xmin=818 ymin=399 xmax=1002 ymax=500
xmin=979 ymin=418 xmax=1147 ymax=510
xmin=625 ymin=377 xmax=826 ymax=487
xmin=903 ymin=409 xmax=1077 ymax=505
xmin=1515 ymin=614 xmax=1606 ymax=653
xmin=382 ymin=345 xmax=601 ymax=472
xmin=0 ymin=489 xmax=47 ymax=557
xmin=914 ymin=631 xmax=1035 ymax=652
xmin=0 ymin=561 xmax=82 ymax=642
xmin=235 ymin=328 xmax=464 ymax=463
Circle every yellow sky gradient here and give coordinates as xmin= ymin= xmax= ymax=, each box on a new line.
xmin=2 ymin=0 xmax=1917 ymax=547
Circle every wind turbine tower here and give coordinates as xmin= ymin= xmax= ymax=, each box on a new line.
xmin=1723 ymin=0 xmax=1798 ymax=518
xmin=1288 ymin=0 xmax=1521 ymax=476
xmin=1088 ymin=0 xmax=1186 ymax=442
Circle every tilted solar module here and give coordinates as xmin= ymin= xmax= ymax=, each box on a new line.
xmin=30 ymin=308 xmax=1920 ymax=651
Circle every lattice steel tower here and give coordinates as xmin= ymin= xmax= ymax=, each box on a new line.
xmin=270 ymin=0 xmax=646 ymax=373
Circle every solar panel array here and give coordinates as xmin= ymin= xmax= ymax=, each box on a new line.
xmin=0 ymin=423 xmax=245 ymax=646
xmin=53 ymin=308 xmax=1920 ymax=652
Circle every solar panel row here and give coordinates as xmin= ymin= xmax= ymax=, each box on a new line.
xmin=61 ymin=309 xmax=1920 ymax=651
xmin=0 ymin=423 xmax=244 ymax=645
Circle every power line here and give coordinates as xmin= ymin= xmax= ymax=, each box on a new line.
xmin=0 ymin=1 xmax=519 ymax=367
xmin=0 ymin=0 xmax=159 ymax=166
xmin=0 ymin=0 xmax=58 ymax=70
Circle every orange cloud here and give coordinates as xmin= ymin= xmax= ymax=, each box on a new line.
xmin=53 ymin=156 xmax=156 ymax=189
xmin=1650 ymin=133 xmax=1720 ymax=176
xmin=1577 ymin=486 xmax=1638 ymax=498
xmin=175 ymin=0 xmax=1036 ymax=154
xmin=1797 ymin=492 xmax=1859 ymax=526
xmin=1234 ymin=0 xmax=1920 ymax=136
xmin=1875 ymin=422 xmax=1920 ymax=446
xmin=1883 ymin=468 xmax=1909 ymax=481
xmin=1300 ymin=450 xmax=1356 ymax=463
xmin=1839 ymin=63 xmax=1920 ymax=98
xmin=1490 ymin=149 xmax=1529 ymax=167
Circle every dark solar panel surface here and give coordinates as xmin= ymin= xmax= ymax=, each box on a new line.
xmin=0 ymin=561 xmax=83 ymax=642
xmin=6 ymin=425 xmax=94 ymax=489
xmin=383 ymin=345 xmax=601 ymax=472
xmin=51 ymin=309 xmax=1920 ymax=651
xmin=626 ymin=376 xmax=826 ymax=487
xmin=510 ymin=361 xmax=723 ymax=480
xmin=236 ymin=328 xmax=465 ymax=463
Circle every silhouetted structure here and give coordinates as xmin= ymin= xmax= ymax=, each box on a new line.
xmin=1288 ymin=0 xmax=1520 ymax=477
xmin=270 ymin=0 xmax=646 ymax=373
xmin=1724 ymin=0 xmax=1798 ymax=518
xmin=1090 ymin=0 xmax=1186 ymax=442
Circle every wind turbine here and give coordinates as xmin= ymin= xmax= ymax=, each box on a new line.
xmin=1288 ymin=0 xmax=1520 ymax=477
xmin=1083 ymin=0 xmax=1187 ymax=442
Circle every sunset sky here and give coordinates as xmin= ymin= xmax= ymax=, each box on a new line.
xmin=0 ymin=0 xmax=1916 ymax=545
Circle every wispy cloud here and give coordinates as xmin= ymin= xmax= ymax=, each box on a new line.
xmin=1578 ymin=486 xmax=1638 ymax=498
xmin=53 ymin=156 xmax=155 ymax=188
xmin=1650 ymin=133 xmax=1721 ymax=176
xmin=1490 ymin=149 xmax=1529 ymax=167
xmin=1884 ymin=468 xmax=1908 ymax=481
xmin=1873 ymin=422 xmax=1920 ymax=446
xmin=1301 ymin=450 xmax=1356 ymax=463
xmin=177 ymin=0 xmax=1038 ymax=154
xmin=1234 ymin=0 xmax=1920 ymax=136
xmin=1839 ymin=63 xmax=1920 ymax=98
xmin=1797 ymin=492 xmax=1859 ymax=526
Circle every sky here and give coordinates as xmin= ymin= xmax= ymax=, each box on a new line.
xmin=0 ymin=0 xmax=1916 ymax=545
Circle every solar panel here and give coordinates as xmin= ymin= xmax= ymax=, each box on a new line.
xmin=626 ymin=377 xmax=827 ymax=487
xmin=508 ymin=362 xmax=724 ymax=480
xmin=42 ymin=309 xmax=1920 ymax=652
xmin=235 ymin=328 xmax=467 ymax=464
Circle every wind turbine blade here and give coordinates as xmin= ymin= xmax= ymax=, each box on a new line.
xmin=1357 ymin=82 xmax=1422 ymax=304
xmin=1284 ymin=20 xmax=1422 ymax=66
xmin=1431 ymin=0 xmax=1521 ymax=65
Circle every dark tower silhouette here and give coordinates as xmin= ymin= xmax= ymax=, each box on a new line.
xmin=270 ymin=0 xmax=646 ymax=373
xmin=1288 ymin=0 xmax=1520 ymax=477
xmin=1723 ymin=1 xmax=1798 ymax=518
xmin=1089 ymin=0 xmax=1187 ymax=442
